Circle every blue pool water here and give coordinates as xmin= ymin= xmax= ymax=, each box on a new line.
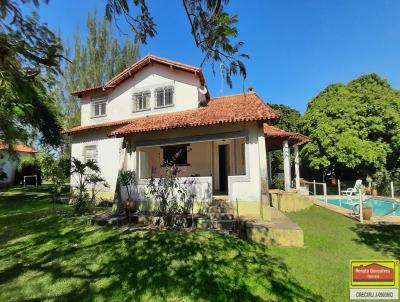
xmin=319 ymin=197 xmax=400 ymax=217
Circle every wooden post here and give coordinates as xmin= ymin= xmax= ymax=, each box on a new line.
xmin=338 ymin=179 xmax=341 ymax=196
xmin=359 ymin=190 xmax=363 ymax=224
xmin=323 ymin=183 xmax=327 ymax=207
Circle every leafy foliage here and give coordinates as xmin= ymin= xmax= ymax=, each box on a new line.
xmin=269 ymin=103 xmax=301 ymax=175
xmin=87 ymin=173 xmax=109 ymax=205
xmin=106 ymin=0 xmax=248 ymax=87
xmin=38 ymin=151 xmax=69 ymax=210
xmin=70 ymin=157 xmax=103 ymax=215
xmin=269 ymin=103 xmax=301 ymax=133
xmin=272 ymin=176 xmax=284 ymax=190
xmin=118 ymin=170 xmax=137 ymax=201
xmin=58 ymin=11 xmax=140 ymax=129
xmin=15 ymin=154 xmax=41 ymax=185
xmin=0 ymin=0 xmax=63 ymax=147
xmin=147 ymin=157 xmax=195 ymax=227
xmin=301 ymin=74 xmax=400 ymax=183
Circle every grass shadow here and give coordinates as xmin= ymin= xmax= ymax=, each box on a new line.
xmin=0 ymin=186 xmax=323 ymax=301
xmin=351 ymin=223 xmax=400 ymax=260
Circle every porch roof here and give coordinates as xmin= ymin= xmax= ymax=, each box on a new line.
xmin=264 ymin=124 xmax=310 ymax=151
xmin=63 ymin=93 xmax=277 ymax=135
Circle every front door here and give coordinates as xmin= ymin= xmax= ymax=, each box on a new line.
xmin=218 ymin=145 xmax=228 ymax=194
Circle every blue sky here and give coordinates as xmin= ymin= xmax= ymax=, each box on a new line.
xmin=33 ymin=0 xmax=400 ymax=112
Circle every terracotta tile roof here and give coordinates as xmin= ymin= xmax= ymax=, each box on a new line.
xmin=71 ymin=54 xmax=205 ymax=97
xmin=0 ymin=143 xmax=36 ymax=153
xmin=62 ymin=118 xmax=137 ymax=135
xmin=63 ymin=93 xmax=277 ymax=135
xmin=264 ymin=124 xmax=310 ymax=151
xmin=109 ymin=93 xmax=276 ymax=136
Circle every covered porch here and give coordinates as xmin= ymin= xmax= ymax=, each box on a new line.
xmin=119 ymin=121 xmax=268 ymax=203
xmin=136 ymin=138 xmax=246 ymax=196
xmin=264 ymin=125 xmax=310 ymax=191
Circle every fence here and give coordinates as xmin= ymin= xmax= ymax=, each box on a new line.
xmin=300 ymin=179 xmax=400 ymax=223
xmin=314 ymin=179 xmax=400 ymax=199
xmin=299 ymin=180 xmax=327 ymax=206
xmin=379 ymin=181 xmax=400 ymax=199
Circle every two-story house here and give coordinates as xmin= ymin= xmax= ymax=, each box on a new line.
xmin=64 ymin=55 xmax=306 ymax=212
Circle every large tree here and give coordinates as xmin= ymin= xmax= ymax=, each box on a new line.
xmin=106 ymin=0 xmax=248 ymax=87
xmin=301 ymin=74 xmax=400 ymax=183
xmin=1 ymin=0 xmax=247 ymax=146
xmin=59 ymin=12 xmax=139 ymax=129
xmin=0 ymin=0 xmax=63 ymax=147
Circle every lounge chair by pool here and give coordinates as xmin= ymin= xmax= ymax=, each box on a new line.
xmin=341 ymin=179 xmax=362 ymax=196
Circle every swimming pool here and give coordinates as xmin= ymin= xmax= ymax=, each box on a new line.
xmin=319 ymin=197 xmax=400 ymax=217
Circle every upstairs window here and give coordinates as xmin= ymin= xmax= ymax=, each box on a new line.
xmin=133 ymin=91 xmax=150 ymax=112
xmin=91 ymin=97 xmax=107 ymax=118
xmin=84 ymin=145 xmax=98 ymax=163
xmin=155 ymin=86 xmax=174 ymax=108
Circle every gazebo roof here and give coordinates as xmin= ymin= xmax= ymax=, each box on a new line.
xmin=263 ymin=124 xmax=310 ymax=151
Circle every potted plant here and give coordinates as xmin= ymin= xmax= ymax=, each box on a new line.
xmin=118 ymin=170 xmax=138 ymax=212
xmin=362 ymin=207 xmax=372 ymax=220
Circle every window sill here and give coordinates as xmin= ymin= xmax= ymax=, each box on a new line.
xmin=132 ymin=108 xmax=151 ymax=113
xmin=91 ymin=115 xmax=107 ymax=119
xmin=155 ymin=104 xmax=174 ymax=110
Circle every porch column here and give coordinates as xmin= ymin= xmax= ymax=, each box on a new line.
xmin=294 ymin=144 xmax=300 ymax=190
xmin=132 ymin=148 xmax=137 ymax=174
xmin=267 ymin=152 xmax=273 ymax=188
xmin=258 ymin=125 xmax=270 ymax=221
xmin=258 ymin=130 xmax=268 ymax=188
xmin=283 ymin=140 xmax=291 ymax=191
xmin=136 ymin=150 xmax=141 ymax=179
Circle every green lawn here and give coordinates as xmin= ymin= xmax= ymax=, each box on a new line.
xmin=0 ymin=187 xmax=399 ymax=301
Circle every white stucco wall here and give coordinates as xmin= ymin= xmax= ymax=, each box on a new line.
xmin=80 ymin=64 xmax=205 ymax=126
xmin=70 ymin=129 xmax=123 ymax=198
xmin=228 ymin=124 xmax=263 ymax=202
xmin=0 ymin=153 xmax=17 ymax=185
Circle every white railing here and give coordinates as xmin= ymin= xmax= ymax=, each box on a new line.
xmin=133 ymin=176 xmax=213 ymax=203
xmin=300 ymin=180 xmax=327 ymax=206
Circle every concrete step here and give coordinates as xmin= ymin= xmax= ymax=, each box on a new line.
xmin=206 ymin=205 xmax=233 ymax=214
xmin=211 ymin=198 xmax=231 ymax=207
xmin=244 ymin=208 xmax=304 ymax=247
xmin=206 ymin=213 xmax=234 ymax=220
xmin=196 ymin=218 xmax=237 ymax=231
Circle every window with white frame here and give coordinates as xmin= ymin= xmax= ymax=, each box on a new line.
xmin=133 ymin=90 xmax=150 ymax=111
xmin=155 ymin=86 xmax=174 ymax=108
xmin=84 ymin=145 xmax=98 ymax=163
xmin=91 ymin=96 xmax=107 ymax=118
